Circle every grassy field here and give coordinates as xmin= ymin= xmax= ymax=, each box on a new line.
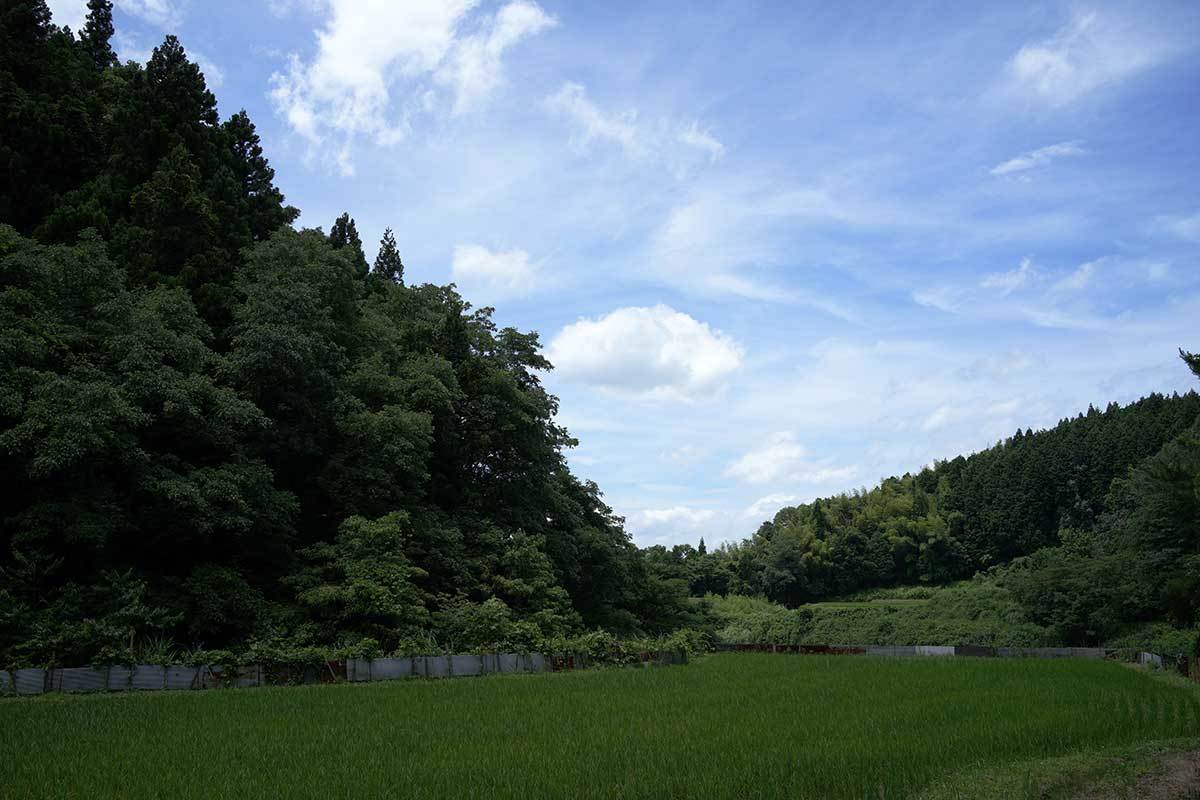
xmin=2 ymin=654 xmax=1198 ymax=799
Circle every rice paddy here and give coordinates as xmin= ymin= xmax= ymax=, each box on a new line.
xmin=2 ymin=654 xmax=1198 ymax=799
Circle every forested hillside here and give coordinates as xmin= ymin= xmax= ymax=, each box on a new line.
xmin=0 ymin=2 xmax=693 ymax=668
xmin=652 ymin=372 xmax=1200 ymax=648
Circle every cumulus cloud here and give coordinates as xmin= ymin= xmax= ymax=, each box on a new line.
xmin=990 ymin=141 xmax=1085 ymax=176
xmin=742 ymin=493 xmax=800 ymax=520
xmin=1005 ymin=12 xmax=1173 ymax=106
xmin=270 ymin=0 xmax=554 ymax=173
xmin=724 ymin=433 xmax=857 ymax=487
xmin=450 ymin=244 xmax=538 ymax=299
xmin=439 ymin=1 xmax=556 ymax=115
xmin=546 ymin=305 xmax=743 ymax=399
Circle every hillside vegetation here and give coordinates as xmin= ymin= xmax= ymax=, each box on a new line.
xmin=0 ymin=3 xmax=697 ymax=669
xmin=651 ymin=374 xmax=1200 ymax=652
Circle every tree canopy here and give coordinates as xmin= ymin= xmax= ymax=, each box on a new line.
xmin=0 ymin=3 xmax=685 ymax=668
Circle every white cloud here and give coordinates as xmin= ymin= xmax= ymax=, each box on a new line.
xmin=267 ymin=0 xmax=326 ymax=17
xmin=633 ymin=506 xmax=716 ymax=527
xmin=191 ymin=50 xmax=224 ymax=89
xmin=450 ymin=244 xmax=538 ymax=299
xmin=912 ymin=287 xmax=962 ymax=314
xmin=678 ymin=122 xmax=725 ymax=161
xmin=990 ymin=141 xmax=1085 ymax=176
xmin=743 ymin=493 xmax=800 ymax=520
xmin=646 ymin=181 xmax=893 ymax=317
xmin=1051 ymin=259 xmax=1098 ymax=293
xmin=1152 ymin=211 xmax=1200 ymax=243
xmin=437 ymin=1 xmax=556 ymax=115
xmin=47 ymin=0 xmax=181 ymax=31
xmin=1005 ymin=12 xmax=1173 ymax=106
xmin=724 ymin=431 xmax=858 ymax=489
xmin=46 ymin=0 xmax=86 ymax=31
xmin=545 ymin=82 xmax=725 ymax=164
xmin=922 ymin=404 xmax=968 ymax=433
xmin=725 ymin=432 xmax=806 ymax=484
xmin=915 ymin=255 xmax=1181 ymax=332
xmin=544 ymin=82 xmax=641 ymax=154
xmin=546 ymin=305 xmax=743 ymax=399
xmin=663 ymin=445 xmax=703 ymax=463
xmin=981 ymin=257 xmax=1037 ymax=295
xmin=270 ymin=0 xmax=553 ymax=173
xmin=116 ymin=0 xmax=183 ymax=28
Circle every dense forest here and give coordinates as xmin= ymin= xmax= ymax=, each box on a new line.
xmin=1 ymin=2 xmax=1196 ymax=669
xmin=0 ymin=2 xmax=698 ymax=668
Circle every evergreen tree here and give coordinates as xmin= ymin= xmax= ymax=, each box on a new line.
xmin=328 ymin=212 xmax=368 ymax=278
xmin=372 ymin=227 xmax=404 ymax=284
xmin=82 ymin=0 xmax=116 ymax=70
xmin=1182 ymin=348 xmax=1200 ymax=380
xmin=222 ymin=110 xmax=297 ymax=241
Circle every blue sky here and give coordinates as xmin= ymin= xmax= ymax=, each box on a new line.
xmin=48 ymin=0 xmax=1200 ymax=547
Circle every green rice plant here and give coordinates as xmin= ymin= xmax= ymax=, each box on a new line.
xmin=1 ymin=654 xmax=1197 ymax=799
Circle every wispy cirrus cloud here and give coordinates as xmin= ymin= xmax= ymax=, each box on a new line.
xmin=981 ymin=257 xmax=1038 ymax=295
xmin=544 ymin=82 xmax=725 ymax=165
xmin=1151 ymin=211 xmax=1200 ymax=243
xmin=914 ymin=256 xmax=1180 ymax=331
xmin=1003 ymin=11 xmax=1177 ymax=106
xmin=990 ymin=141 xmax=1085 ymax=176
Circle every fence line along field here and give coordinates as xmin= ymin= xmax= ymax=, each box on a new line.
xmin=2 ymin=654 xmax=1198 ymax=800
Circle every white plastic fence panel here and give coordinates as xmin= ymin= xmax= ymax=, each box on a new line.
xmin=450 ymin=655 xmax=481 ymax=676
xmin=369 ymin=658 xmax=410 ymax=681
xmin=915 ymin=646 xmax=954 ymax=657
xmin=425 ymin=656 xmax=450 ymax=678
xmin=165 ymin=666 xmax=199 ymax=690
xmin=15 ymin=668 xmax=45 ymax=695
xmin=1070 ymin=648 xmax=1106 ymax=659
xmin=345 ymin=658 xmax=370 ymax=682
xmin=107 ymin=666 xmax=133 ymax=691
xmin=60 ymin=667 xmax=106 ymax=693
xmin=131 ymin=665 xmax=165 ymax=690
